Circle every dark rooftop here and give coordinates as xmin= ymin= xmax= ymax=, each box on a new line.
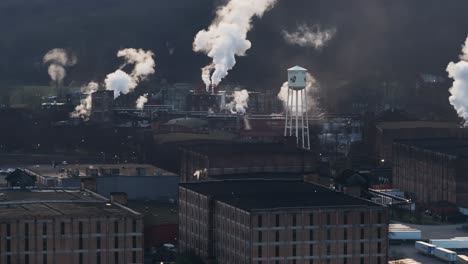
xmin=209 ymin=172 xmax=307 ymax=181
xmin=395 ymin=138 xmax=468 ymax=158
xmin=182 ymin=142 xmax=311 ymax=156
xmin=127 ymin=201 xmax=177 ymax=226
xmin=376 ymin=121 xmax=459 ymax=131
xmin=180 ymin=179 xmax=379 ymax=211
xmin=0 ymin=189 xmax=140 ymax=219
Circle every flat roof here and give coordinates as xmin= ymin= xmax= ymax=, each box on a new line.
xmin=0 ymin=189 xmax=140 ymax=219
xmin=180 ymin=179 xmax=380 ymax=211
xmin=127 ymin=201 xmax=177 ymax=226
xmin=395 ymin=138 xmax=468 ymax=158
xmin=209 ymin=172 xmax=307 ymax=181
xmin=376 ymin=121 xmax=459 ymax=131
xmin=27 ymin=163 xmax=177 ymax=179
xmin=182 ymin=143 xmax=312 ymax=157
xmin=389 ymin=223 xmax=420 ymax=232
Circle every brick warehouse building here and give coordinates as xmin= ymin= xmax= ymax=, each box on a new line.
xmin=393 ymin=138 xmax=468 ymax=212
xmin=0 ymin=189 xmax=143 ymax=264
xmin=372 ymin=121 xmax=463 ymax=164
xmin=179 ymin=179 xmax=388 ymax=264
xmin=179 ymin=143 xmax=317 ymax=182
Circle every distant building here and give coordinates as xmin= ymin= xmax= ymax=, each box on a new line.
xmin=159 ymin=118 xmax=209 ymax=134
xmin=334 ymin=169 xmax=369 ymax=198
xmin=127 ymin=201 xmax=178 ymax=250
xmin=414 ymin=73 xmax=452 ymax=116
xmin=0 ymin=189 xmax=143 ymax=264
xmin=393 ymin=138 xmax=468 ymax=214
xmin=163 ymin=83 xmax=193 ymax=111
xmin=179 ymin=142 xmax=317 ymax=182
xmin=91 ymin=90 xmax=114 ymax=124
xmin=186 ymin=92 xmax=226 ymax=112
xmin=319 ymin=116 xmax=363 ymax=156
xmin=373 ymin=121 xmax=463 ymax=164
xmin=28 ymin=164 xmax=178 ymax=201
xmin=5 ymin=169 xmax=36 ymax=188
xmin=179 ymin=179 xmax=389 ymax=264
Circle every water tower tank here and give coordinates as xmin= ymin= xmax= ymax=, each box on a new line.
xmin=288 ymin=66 xmax=307 ymax=90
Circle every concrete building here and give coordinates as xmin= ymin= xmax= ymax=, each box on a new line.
xmin=163 ymin=83 xmax=193 ymax=111
xmin=186 ymin=92 xmax=226 ymax=112
xmin=127 ymin=201 xmax=178 ymax=250
xmin=373 ymin=121 xmax=463 ymax=164
xmin=29 ymin=164 xmax=178 ymax=201
xmin=179 ymin=179 xmax=389 ymax=264
xmin=90 ymin=90 xmax=114 ymax=125
xmin=179 ymin=143 xmax=317 ymax=182
xmin=393 ymin=138 xmax=468 ymax=212
xmin=0 ymin=189 xmax=143 ymax=264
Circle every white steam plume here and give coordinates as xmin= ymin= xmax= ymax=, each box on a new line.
xmin=282 ymin=24 xmax=336 ymax=49
xmin=201 ymin=64 xmax=214 ymax=91
xmin=71 ymin=82 xmax=99 ymax=120
xmin=447 ymin=37 xmax=468 ymax=125
xmin=243 ymin=115 xmax=252 ymax=130
xmin=105 ymin=48 xmax=155 ymax=98
xmin=136 ymin=94 xmax=149 ymax=110
xmin=105 ymin=70 xmax=138 ymax=98
xmin=43 ymin=48 xmax=77 ymax=84
xmin=277 ymin=73 xmax=317 ymax=114
xmin=226 ymin=89 xmax=249 ymax=114
xmin=193 ymin=0 xmax=277 ymax=89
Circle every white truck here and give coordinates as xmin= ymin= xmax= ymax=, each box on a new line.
xmin=389 ymin=224 xmax=422 ymax=240
xmin=430 ymin=239 xmax=468 ymax=249
xmin=433 ymin=247 xmax=457 ymax=262
xmin=415 ymin=241 xmax=435 ymax=255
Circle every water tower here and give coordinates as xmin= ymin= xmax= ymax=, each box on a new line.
xmin=284 ymin=66 xmax=310 ymax=149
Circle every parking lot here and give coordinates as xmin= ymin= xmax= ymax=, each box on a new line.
xmin=389 ymin=222 xmax=468 ymax=263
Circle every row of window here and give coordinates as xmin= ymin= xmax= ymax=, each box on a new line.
xmin=258 ymin=212 xmax=383 ymax=227
xmin=5 ymin=252 xmax=137 ymax=264
xmin=259 ymin=256 xmax=383 ymax=264
xmin=3 ymin=220 xmax=138 ymax=237
xmin=257 ymin=241 xmax=382 ymax=258
xmin=258 ymin=227 xmax=382 ymax=242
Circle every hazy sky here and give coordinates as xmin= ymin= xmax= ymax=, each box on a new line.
xmin=0 ymin=0 xmax=467 ymax=90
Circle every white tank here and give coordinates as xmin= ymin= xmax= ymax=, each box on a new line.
xmin=287 ymin=66 xmax=307 ymax=90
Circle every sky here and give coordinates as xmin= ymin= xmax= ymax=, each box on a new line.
xmin=0 ymin=0 xmax=467 ymax=92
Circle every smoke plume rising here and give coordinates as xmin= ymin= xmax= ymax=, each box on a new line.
xmin=227 ymin=89 xmax=249 ymax=114
xmin=136 ymin=94 xmax=149 ymax=110
xmin=193 ymin=0 xmax=277 ymax=89
xmin=243 ymin=115 xmax=252 ymax=130
xmin=277 ymin=73 xmax=318 ymax=114
xmin=447 ymin=37 xmax=468 ymax=125
xmin=105 ymin=48 xmax=155 ymax=98
xmin=71 ymin=82 xmax=99 ymax=120
xmin=282 ymin=24 xmax=336 ymax=49
xmin=43 ymin=48 xmax=77 ymax=84
xmin=201 ymin=64 xmax=214 ymax=91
